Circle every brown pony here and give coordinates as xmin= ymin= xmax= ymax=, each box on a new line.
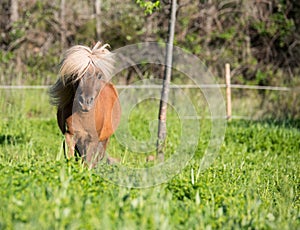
xmin=49 ymin=42 xmax=121 ymax=168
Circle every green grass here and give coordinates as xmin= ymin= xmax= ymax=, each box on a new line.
xmin=0 ymin=89 xmax=299 ymax=229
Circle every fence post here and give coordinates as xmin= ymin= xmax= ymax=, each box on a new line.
xmin=225 ymin=63 xmax=232 ymax=120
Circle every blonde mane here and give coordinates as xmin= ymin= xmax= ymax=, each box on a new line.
xmin=49 ymin=42 xmax=114 ymax=108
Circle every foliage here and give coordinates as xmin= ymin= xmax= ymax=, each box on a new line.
xmin=135 ymin=0 xmax=160 ymax=14
xmin=1 ymin=0 xmax=299 ymax=86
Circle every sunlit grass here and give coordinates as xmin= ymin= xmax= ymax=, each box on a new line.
xmin=0 ymin=89 xmax=299 ymax=229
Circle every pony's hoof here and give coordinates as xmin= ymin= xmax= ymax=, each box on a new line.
xmin=107 ymin=156 xmax=120 ymax=165
xmin=146 ymin=155 xmax=155 ymax=162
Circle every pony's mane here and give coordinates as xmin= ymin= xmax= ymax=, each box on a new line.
xmin=49 ymin=42 xmax=114 ymax=108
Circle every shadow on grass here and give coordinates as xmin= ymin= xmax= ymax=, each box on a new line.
xmin=0 ymin=134 xmax=25 ymax=145
xmin=258 ymin=118 xmax=300 ymax=129
xmin=230 ymin=118 xmax=300 ymax=129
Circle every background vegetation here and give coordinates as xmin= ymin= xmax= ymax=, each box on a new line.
xmin=1 ymin=0 xmax=300 ymax=118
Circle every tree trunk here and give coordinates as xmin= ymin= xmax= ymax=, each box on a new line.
xmin=60 ymin=0 xmax=66 ymax=49
xmin=10 ymin=0 xmax=18 ymax=24
xmin=94 ymin=0 xmax=102 ymax=41
xmin=157 ymin=0 xmax=177 ymax=162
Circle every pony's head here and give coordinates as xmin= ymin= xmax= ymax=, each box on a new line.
xmin=75 ymin=72 xmax=103 ymax=112
xmin=49 ymin=42 xmax=114 ymax=110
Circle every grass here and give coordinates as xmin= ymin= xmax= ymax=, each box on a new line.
xmin=0 ymin=89 xmax=299 ymax=229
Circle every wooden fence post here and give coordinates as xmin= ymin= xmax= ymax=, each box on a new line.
xmin=225 ymin=63 xmax=232 ymax=120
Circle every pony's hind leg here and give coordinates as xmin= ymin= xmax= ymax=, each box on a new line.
xmin=103 ymin=139 xmax=120 ymax=165
xmin=65 ymin=132 xmax=75 ymax=159
xmin=86 ymin=141 xmax=106 ymax=168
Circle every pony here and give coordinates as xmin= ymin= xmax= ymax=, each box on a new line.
xmin=49 ymin=42 xmax=121 ymax=168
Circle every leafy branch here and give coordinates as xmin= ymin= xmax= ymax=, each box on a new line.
xmin=135 ymin=0 xmax=160 ymax=14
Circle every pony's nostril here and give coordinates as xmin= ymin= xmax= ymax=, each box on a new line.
xmin=86 ymin=97 xmax=94 ymax=105
xmin=78 ymin=95 xmax=84 ymax=104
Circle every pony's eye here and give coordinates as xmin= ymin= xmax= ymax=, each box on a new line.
xmin=97 ymin=74 xmax=102 ymax=79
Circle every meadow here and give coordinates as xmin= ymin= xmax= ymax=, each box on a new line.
xmin=0 ymin=89 xmax=299 ymax=229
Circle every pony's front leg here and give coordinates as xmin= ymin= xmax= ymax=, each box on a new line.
xmin=85 ymin=141 xmax=106 ymax=169
xmin=65 ymin=131 xmax=75 ymax=159
xmin=85 ymin=140 xmax=120 ymax=168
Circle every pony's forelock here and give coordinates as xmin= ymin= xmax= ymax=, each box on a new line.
xmin=59 ymin=42 xmax=114 ymax=84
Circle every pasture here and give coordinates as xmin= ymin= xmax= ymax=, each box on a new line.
xmin=0 ymin=89 xmax=299 ymax=229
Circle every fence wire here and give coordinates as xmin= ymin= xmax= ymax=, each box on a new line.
xmin=0 ymin=84 xmax=294 ymax=91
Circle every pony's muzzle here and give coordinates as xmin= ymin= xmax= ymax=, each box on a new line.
xmin=78 ymin=96 xmax=94 ymax=112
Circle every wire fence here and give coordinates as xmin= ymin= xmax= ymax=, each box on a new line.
xmin=1 ymin=62 xmax=299 ymax=121
xmin=0 ymin=84 xmax=294 ymax=91
xmin=1 ymin=83 xmax=296 ymax=120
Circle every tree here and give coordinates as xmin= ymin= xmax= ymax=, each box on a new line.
xmin=157 ymin=0 xmax=177 ymax=162
xmin=60 ymin=0 xmax=66 ymax=49
xmin=94 ymin=0 xmax=102 ymax=40
xmin=10 ymin=0 xmax=18 ymax=25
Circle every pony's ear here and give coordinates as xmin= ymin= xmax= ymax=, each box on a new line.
xmin=95 ymin=82 xmax=121 ymax=141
